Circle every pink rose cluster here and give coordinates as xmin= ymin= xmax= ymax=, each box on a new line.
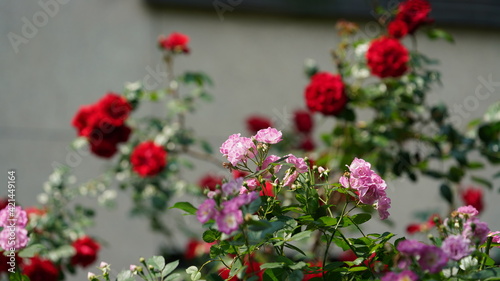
xmin=383 ymin=205 xmax=497 ymax=278
xmin=196 ymin=178 xmax=259 ymax=235
xmin=0 ymin=206 xmax=29 ymax=251
xmin=339 ymin=158 xmax=391 ymax=219
xmin=220 ymin=127 xmax=282 ymax=166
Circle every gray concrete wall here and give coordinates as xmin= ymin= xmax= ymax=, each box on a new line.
xmin=1 ymin=0 xmax=500 ymax=279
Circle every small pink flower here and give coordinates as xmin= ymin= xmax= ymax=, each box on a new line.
xmin=381 ymin=270 xmax=418 ymax=281
xmin=0 ymin=206 xmax=28 ymax=228
xmin=254 ymin=127 xmax=283 ymax=144
xmin=282 ymin=154 xmax=308 ymax=186
xmin=215 ymin=208 xmax=243 ymax=235
xmin=455 ymin=205 xmax=479 ymax=218
xmin=259 ymin=155 xmax=283 ymax=177
xmin=0 ymin=227 xmax=29 ymax=251
xmin=196 ymin=199 xmax=217 ymax=224
xmin=463 ymin=218 xmax=490 ymax=244
xmin=376 ymin=196 xmax=391 ymax=220
xmin=220 ymin=134 xmax=256 ymax=166
xmin=245 ymin=178 xmax=259 ymax=191
xmin=222 ymin=177 xmax=244 ymax=197
xmin=442 ymin=234 xmax=472 ymax=261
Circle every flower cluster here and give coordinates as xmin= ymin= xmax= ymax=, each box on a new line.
xmin=339 ymin=158 xmax=391 ymax=219
xmin=196 ymin=177 xmax=259 ymax=234
xmin=130 ymin=141 xmax=167 ymax=177
xmin=383 ymin=205 xmax=498 ymax=279
xmin=71 ymin=93 xmax=132 ymax=158
xmin=0 ymin=205 xmax=29 ymax=251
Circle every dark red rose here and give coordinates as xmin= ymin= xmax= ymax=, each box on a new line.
xmin=88 ymin=124 xmax=131 ymax=158
xmin=304 ymin=72 xmax=347 ymax=116
xmin=396 ymin=0 xmax=433 ymax=34
xmin=260 ymin=181 xmax=274 ymax=197
xmin=462 ymin=187 xmax=484 ymax=213
xmin=0 ymin=251 xmax=23 ymax=273
xmin=406 ymin=223 xmax=423 ymax=234
xmin=158 ymin=32 xmax=190 ymax=54
xmin=246 ymin=116 xmax=272 ymax=135
xmin=23 ymin=256 xmax=59 ymax=281
xmin=299 ymin=137 xmax=315 ymax=152
xmin=293 ymin=110 xmax=314 ymax=133
xmin=366 ymin=37 xmax=409 ymax=78
xmin=198 ymin=174 xmax=224 ymax=191
xmin=95 ymin=93 xmax=132 ymax=127
xmin=388 ymin=20 xmax=408 ymax=39
xmin=70 ymin=236 xmax=100 ymax=268
xmin=71 ymin=105 xmax=99 ymax=137
xmin=131 ymin=141 xmax=167 ymax=177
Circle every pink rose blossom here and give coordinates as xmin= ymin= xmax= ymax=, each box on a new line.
xmin=220 ymin=134 xmax=256 ymax=166
xmin=245 ymin=178 xmax=259 ymax=191
xmin=381 ymin=270 xmax=418 ymax=281
xmin=456 ymin=205 xmax=479 ymax=218
xmin=463 ymin=218 xmax=490 ymax=244
xmin=0 ymin=206 xmax=28 ymax=228
xmin=488 ymin=231 xmax=500 ymax=245
xmin=418 ymin=245 xmax=448 ymax=274
xmin=254 ymin=127 xmax=283 ymax=144
xmin=216 ymin=201 xmax=243 ymax=234
xmin=196 ymin=199 xmax=216 ymax=224
xmin=260 ymin=155 xmax=283 ymax=176
xmin=0 ymin=227 xmax=29 ymax=251
xmin=442 ymin=234 xmax=472 ymax=261
xmin=282 ymin=154 xmax=308 ymax=186
xmin=376 ymin=196 xmax=391 ymax=220
xmin=222 ymin=178 xmax=244 ymax=197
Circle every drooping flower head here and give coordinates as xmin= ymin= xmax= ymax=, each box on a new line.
xmin=366 ymin=37 xmax=409 ymax=78
xmin=158 ymin=32 xmax=190 ymax=54
xmin=130 ymin=141 xmax=167 ymax=177
xmin=304 ymin=72 xmax=347 ymax=116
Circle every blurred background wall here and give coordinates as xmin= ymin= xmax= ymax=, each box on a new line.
xmin=1 ymin=0 xmax=499 ymax=279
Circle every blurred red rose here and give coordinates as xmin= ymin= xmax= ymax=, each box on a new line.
xmin=131 ymin=141 xmax=167 ymax=177
xmin=366 ymin=37 xmax=409 ymax=78
xmin=184 ymin=239 xmax=214 ymax=260
xmin=260 ymin=181 xmax=275 ymax=197
xmin=303 ymin=261 xmax=323 ymax=281
xmin=70 ymin=236 xmax=100 ymax=268
xmin=158 ymin=32 xmax=190 ymax=54
xmin=462 ymin=187 xmax=484 ymax=213
xmin=95 ymin=93 xmax=132 ymax=127
xmin=232 ymin=170 xmax=248 ymax=179
xmin=72 ymin=104 xmax=99 ymax=137
xmin=219 ymin=261 xmax=263 ymax=281
xmin=198 ymin=174 xmax=224 ymax=191
xmin=294 ymin=110 xmax=314 ymax=134
xmin=388 ymin=20 xmax=408 ymax=39
xmin=396 ymin=0 xmax=433 ymax=34
xmin=305 ymin=72 xmax=347 ymax=116
xmin=23 ymin=256 xmax=59 ymax=281
xmin=246 ymin=116 xmax=272 ymax=135
xmin=299 ymin=137 xmax=315 ymax=152
xmin=88 ymin=124 xmax=131 ymax=158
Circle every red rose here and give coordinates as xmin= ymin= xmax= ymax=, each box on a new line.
xmin=388 ymin=20 xmax=408 ymax=39
xmin=304 ymin=72 xmax=347 ymax=116
xmin=299 ymin=137 xmax=315 ymax=152
xmin=396 ymin=0 xmax=432 ymax=34
xmin=302 ymin=261 xmax=323 ymax=281
xmin=232 ymin=170 xmax=248 ymax=179
xmin=131 ymin=141 xmax=167 ymax=177
xmin=198 ymin=174 xmax=224 ymax=191
xmin=184 ymin=239 xmax=214 ymax=260
xmin=71 ymin=105 xmax=99 ymax=137
xmin=260 ymin=181 xmax=275 ymax=197
xmin=246 ymin=115 xmax=272 ymax=135
xmin=23 ymin=256 xmax=59 ymax=281
xmin=70 ymin=236 xmax=100 ymax=268
xmin=158 ymin=32 xmax=190 ymax=54
xmin=293 ymin=110 xmax=314 ymax=133
xmin=462 ymin=187 xmax=484 ymax=213
xmin=95 ymin=93 xmax=132 ymax=127
xmin=88 ymin=124 xmax=131 ymax=158
xmin=366 ymin=37 xmax=409 ymax=78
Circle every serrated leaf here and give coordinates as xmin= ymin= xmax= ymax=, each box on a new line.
xmin=170 ymin=202 xmax=197 ymax=215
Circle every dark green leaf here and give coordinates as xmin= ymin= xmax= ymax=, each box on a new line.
xmin=203 ymin=229 xmax=221 ymax=243
xmin=170 ymin=202 xmax=197 ymax=215
xmin=471 ymin=176 xmax=493 ymax=189
xmin=439 ymin=183 xmax=453 ymax=204
xmin=426 ymin=28 xmax=454 ymax=43
xmin=461 ymin=267 xmax=500 ymax=280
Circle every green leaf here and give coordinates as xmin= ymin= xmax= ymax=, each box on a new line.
xmin=162 ymin=260 xmax=179 ymax=277
xmin=200 ymin=140 xmax=213 ymax=154
xmin=467 ymin=162 xmax=484 ymax=169
xmin=349 ymin=213 xmax=372 ymax=226
xmin=461 ymin=267 xmax=500 ymax=280
xmin=439 ymin=183 xmax=453 ymax=204
xmin=202 ymin=229 xmax=221 ymax=243
xmin=448 ymin=166 xmax=465 ymax=183
xmin=170 ymin=202 xmax=197 ymax=215
xmin=260 ymin=262 xmax=285 ymax=269
xmin=8 ymin=271 xmax=30 ymax=281
xmin=283 ymin=243 xmax=307 ymax=257
xmin=289 ymin=270 xmax=304 ymax=281
xmin=289 ymin=231 xmax=312 ymax=242
xmin=147 ymin=256 xmax=166 ymax=272
xmin=471 ymin=176 xmax=493 ymax=189
xmin=164 ymin=273 xmax=181 ymax=281
xmin=116 ymin=270 xmax=136 ymax=281
xmin=263 ymin=268 xmax=286 ymax=281
xmin=17 ymin=244 xmax=45 ymax=258
xmin=427 ymin=28 xmax=454 ymax=43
